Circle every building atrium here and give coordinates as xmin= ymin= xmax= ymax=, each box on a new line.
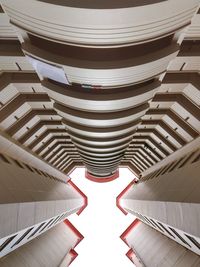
xmin=0 ymin=0 xmax=200 ymax=266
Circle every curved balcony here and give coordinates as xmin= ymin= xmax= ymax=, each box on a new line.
xmin=64 ymin=120 xmax=138 ymax=139
xmin=2 ymin=0 xmax=198 ymax=180
xmin=41 ymin=79 xmax=159 ymax=177
xmin=22 ymin=39 xmax=179 ymax=87
xmin=69 ymin=133 xmax=133 ymax=147
xmin=2 ymin=0 xmax=198 ymax=47
xmin=42 ymin=79 xmax=160 ymax=112
xmin=54 ymin=103 xmax=148 ymax=128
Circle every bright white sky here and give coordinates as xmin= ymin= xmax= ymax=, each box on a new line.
xmin=69 ymin=167 xmax=136 ymax=267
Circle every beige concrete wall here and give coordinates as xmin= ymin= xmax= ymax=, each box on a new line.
xmin=121 ymin=149 xmax=200 ymax=255
xmin=122 ymin=151 xmax=200 ymax=237
xmin=127 ymin=221 xmax=200 ymax=267
xmin=0 ymin=156 xmax=83 ymax=239
xmin=0 ymin=222 xmax=78 ymax=267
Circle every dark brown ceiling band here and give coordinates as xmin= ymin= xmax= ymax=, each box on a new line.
xmin=124 ymin=151 xmax=153 ymax=168
xmin=83 ymin=159 xmax=121 ymax=167
xmin=130 ymin=158 xmax=144 ymax=172
xmin=134 ymin=151 xmax=153 ymax=167
xmin=28 ymin=33 xmax=174 ymax=67
xmin=0 ymin=72 xmax=39 ymax=92
xmin=81 ymin=156 xmax=123 ymax=165
xmin=78 ymin=151 xmax=123 ymax=161
xmin=50 ymin=149 xmax=79 ymax=165
xmin=63 ymin=118 xmax=140 ymax=133
xmin=54 ymin=101 xmax=149 ymax=120
xmin=67 ymin=130 xmax=134 ymax=143
xmin=132 ymin=153 xmax=150 ymax=169
xmin=72 ymin=137 xmax=130 ymax=151
xmin=178 ymin=41 xmax=200 ymax=57
xmin=42 ymin=142 xmax=76 ymax=159
xmin=125 ymin=148 xmax=158 ymax=165
xmin=145 ymin=108 xmax=199 ymax=138
xmin=129 ymin=141 xmax=164 ymax=160
xmin=86 ymin=165 xmax=118 ymax=173
xmin=141 ymin=120 xmax=187 ymax=146
xmin=77 ymin=147 xmax=127 ymax=158
xmin=70 ymin=136 xmax=132 ymax=150
xmin=35 ymin=135 xmax=72 ymax=154
xmin=18 ymin=120 xmax=63 ymax=144
xmin=28 ymin=129 xmax=68 ymax=149
xmin=126 ymin=145 xmax=159 ymax=163
xmin=43 ymin=78 xmax=159 ymax=102
xmin=54 ymin=153 xmax=80 ymax=168
xmin=132 ymin=156 xmax=147 ymax=170
xmin=0 ymin=93 xmax=50 ymax=123
xmin=38 ymin=0 xmax=171 ymax=10
xmin=152 ymin=93 xmax=200 ymax=120
xmin=163 ymin=72 xmax=200 ymax=90
xmin=6 ymin=109 xmax=58 ymax=136
xmin=58 ymin=158 xmax=83 ymax=171
xmin=135 ymin=128 xmax=177 ymax=151
xmin=0 ymin=40 xmax=24 ymax=56
xmin=132 ymin=135 xmax=170 ymax=156
xmin=74 ymin=141 xmax=129 ymax=154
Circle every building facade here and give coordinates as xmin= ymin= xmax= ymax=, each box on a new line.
xmin=0 ymin=0 xmax=200 ymax=266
